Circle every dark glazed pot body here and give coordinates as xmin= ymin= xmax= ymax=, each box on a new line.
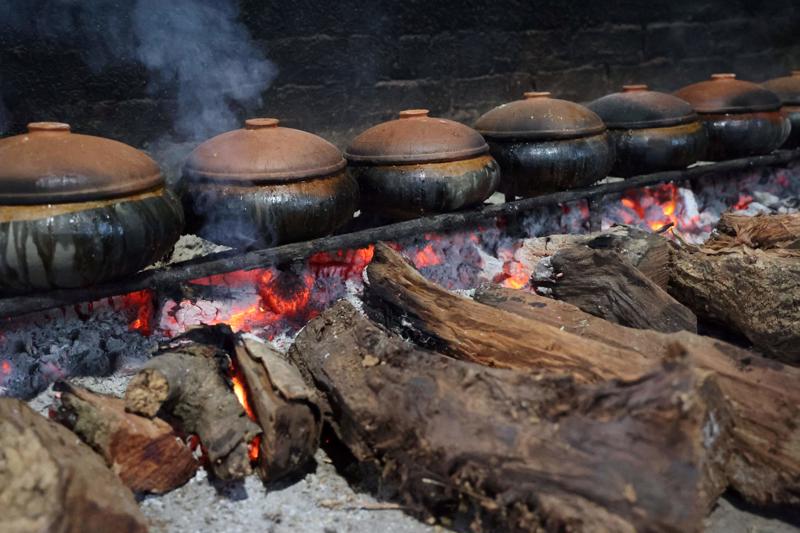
xmin=181 ymin=171 xmax=358 ymax=249
xmin=475 ymin=92 xmax=613 ymax=197
xmin=348 ymin=155 xmax=500 ymax=220
xmin=0 ymin=122 xmax=184 ymax=293
xmin=587 ymin=85 xmax=707 ymax=177
xmin=782 ymin=106 xmax=800 ymax=149
xmin=762 ymin=71 xmax=800 ymax=149
xmin=0 ymin=189 xmax=183 ymax=293
xmin=487 ymin=133 xmax=614 ymax=197
xmin=181 ymin=118 xmax=357 ymax=249
xmin=699 ymin=111 xmax=790 ymax=161
xmin=675 ymin=74 xmax=789 ymax=161
xmin=345 ymin=110 xmax=499 ymax=219
xmin=608 ymin=122 xmax=707 ymax=177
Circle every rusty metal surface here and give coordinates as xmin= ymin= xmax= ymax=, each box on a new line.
xmin=0 ymin=123 xmax=163 ymax=205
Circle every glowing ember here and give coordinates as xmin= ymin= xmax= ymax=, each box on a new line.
xmin=258 ymin=271 xmax=315 ymax=319
xmin=496 ymin=260 xmax=530 ymax=289
xmin=229 ymin=362 xmax=261 ymax=463
xmin=119 ymin=290 xmax=155 ymax=335
xmin=734 ymin=194 xmax=754 ymax=211
xmin=1 ymin=360 xmax=10 ymax=376
xmin=309 ymin=245 xmax=374 ymax=278
xmin=413 ymin=243 xmax=443 ymax=268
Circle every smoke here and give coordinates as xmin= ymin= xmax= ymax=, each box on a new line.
xmin=0 ymin=0 xmax=277 ymax=141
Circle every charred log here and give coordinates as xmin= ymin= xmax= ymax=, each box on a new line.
xmin=365 ymin=242 xmax=651 ymax=383
xmin=474 ymin=284 xmax=800 ymax=507
xmin=124 ymin=333 xmax=261 ymax=480
xmin=54 ymin=382 xmax=198 ymax=494
xmin=0 ymin=398 xmax=148 ymax=533
xmin=533 ymin=244 xmax=697 ymax=333
xmin=288 ymin=301 xmax=731 ymax=533
xmin=706 ymin=212 xmax=800 ymax=253
xmin=231 ymin=336 xmax=321 ymax=482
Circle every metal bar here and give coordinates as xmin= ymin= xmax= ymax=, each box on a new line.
xmin=1 ymin=149 xmax=798 ymax=319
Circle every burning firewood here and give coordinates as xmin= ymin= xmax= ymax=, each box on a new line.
xmin=288 ymin=300 xmax=731 ymax=532
xmin=474 ymin=284 xmax=800 ymax=507
xmin=0 ymin=398 xmax=148 ymax=533
xmin=124 ymin=329 xmax=261 ymax=480
xmin=53 ymin=381 xmax=199 ymax=494
xmin=231 ymin=335 xmax=321 ymax=482
xmin=532 ymin=244 xmax=697 ymax=333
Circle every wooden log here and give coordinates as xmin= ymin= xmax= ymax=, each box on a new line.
xmin=669 ymin=244 xmax=800 ymax=363
xmin=54 ymin=382 xmax=198 ymax=494
xmin=288 ymin=301 xmax=732 ymax=533
xmin=364 ymin=242 xmax=653 ymax=383
xmin=231 ymin=336 xmax=322 ymax=482
xmin=0 ymin=398 xmax=148 ymax=533
xmin=124 ymin=332 xmax=261 ymax=481
xmin=705 ymin=212 xmax=800 ymax=253
xmin=532 ymin=244 xmax=697 ymax=333
xmin=474 ymin=284 xmax=800 ymax=507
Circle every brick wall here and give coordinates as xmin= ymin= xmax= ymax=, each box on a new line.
xmin=1 ymin=0 xmax=799 ymax=160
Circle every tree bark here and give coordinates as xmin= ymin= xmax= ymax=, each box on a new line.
xmin=474 ymin=284 xmax=800 ymax=507
xmin=0 ymin=398 xmax=148 ymax=533
xmin=705 ymin=212 xmax=800 ymax=253
xmin=533 ymin=244 xmax=697 ymax=333
xmin=364 ymin=242 xmax=653 ymax=383
xmin=54 ymin=382 xmax=198 ymax=494
xmin=231 ymin=336 xmax=321 ymax=482
xmin=124 ymin=336 xmax=261 ymax=481
xmin=288 ymin=301 xmax=732 ymax=533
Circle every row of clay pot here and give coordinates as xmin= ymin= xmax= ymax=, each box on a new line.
xmin=0 ymin=71 xmax=798 ymax=293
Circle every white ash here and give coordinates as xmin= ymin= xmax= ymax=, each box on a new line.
xmin=0 ymin=310 xmax=157 ymax=400
xmin=154 ymin=233 xmax=231 ymax=267
xmin=27 ymin=373 xmax=135 ymax=416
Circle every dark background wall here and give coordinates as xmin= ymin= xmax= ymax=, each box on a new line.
xmin=1 ymin=0 xmax=799 ymax=175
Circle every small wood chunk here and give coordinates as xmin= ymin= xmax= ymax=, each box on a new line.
xmin=0 ymin=398 xmax=148 ymax=533
xmin=54 ymin=382 xmax=198 ymax=494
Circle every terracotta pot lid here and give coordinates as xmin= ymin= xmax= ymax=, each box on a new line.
xmin=674 ymin=74 xmax=782 ymax=114
xmin=344 ymin=109 xmax=489 ymax=165
xmin=184 ymin=118 xmax=346 ymax=183
xmin=587 ymin=85 xmax=698 ymax=129
xmin=474 ymin=92 xmax=606 ymax=141
xmin=0 ymin=122 xmax=163 ymax=205
xmin=761 ymin=70 xmax=800 ymax=106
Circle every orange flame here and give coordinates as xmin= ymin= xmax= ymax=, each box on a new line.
xmin=620 ymin=183 xmax=680 ymax=232
xmin=118 ymin=290 xmax=154 ymax=335
xmin=229 ymin=361 xmax=261 ymax=463
xmin=413 ymin=244 xmax=443 ymax=268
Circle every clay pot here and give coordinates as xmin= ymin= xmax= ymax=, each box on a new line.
xmin=474 ymin=92 xmax=614 ymax=197
xmin=761 ymin=70 xmax=800 ymax=149
xmin=587 ymin=85 xmax=708 ymax=177
xmin=674 ymin=74 xmax=790 ymax=160
xmin=181 ymin=118 xmax=358 ymax=249
xmin=345 ymin=109 xmax=500 ymax=220
xmin=0 ymin=122 xmax=184 ymax=293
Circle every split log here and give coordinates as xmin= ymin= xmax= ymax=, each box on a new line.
xmin=124 ymin=331 xmax=261 ymax=480
xmin=54 ymin=382 xmax=198 ymax=494
xmin=288 ymin=301 xmax=732 ymax=533
xmin=532 ymin=244 xmax=697 ymax=333
xmin=364 ymin=242 xmax=653 ymax=383
xmin=0 ymin=398 xmax=148 ymax=533
xmin=705 ymin=212 xmax=800 ymax=253
xmin=669 ymin=244 xmax=800 ymax=363
xmin=231 ymin=336 xmax=321 ymax=482
xmin=474 ymin=284 xmax=800 ymax=507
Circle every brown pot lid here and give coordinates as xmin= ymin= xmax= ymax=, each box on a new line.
xmin=344 ymin=109 xmax=489 ymax=165
xmin=474 ymin=92 xmax=606 ymax=141
xmin=673 ymin=73 xmax=782 ymax=114
xmin=587 ymin=85 xmax=698 ymax=129
xmin=0 ymin=122 xmax=163 ymax=205
xmin=761 ymin=70 xmax=800 ymax=105
xmin=184 ymin=118 xmax=346 ymax=183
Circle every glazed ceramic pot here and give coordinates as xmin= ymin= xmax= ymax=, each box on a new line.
xmin=181 ymin=118 xmax=358 ymax=249
xmin=674 ymin=74 xmax=790 ymax=160
xmin=474 ymin=92 xmax=614 ymax=197
xmin=761 ymin=70 xmax=800 ymax=149
xmin=587 ymin=85 xmax=708 ymax=177
xmin=0 ymin=122 xmax=184 ymax=293
xmin=345 ymin=109 xmax=500 ymax=220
